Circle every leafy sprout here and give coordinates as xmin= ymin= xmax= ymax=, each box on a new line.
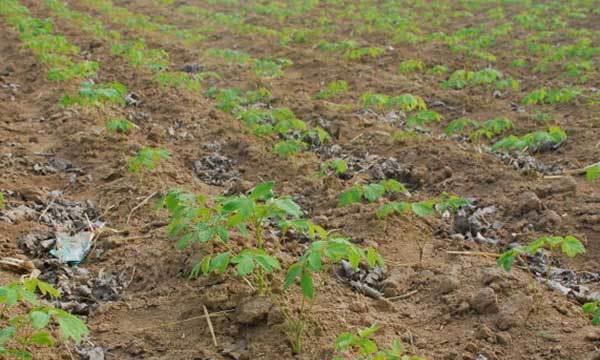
xmin=338 ymin=180 xmax=408 ymax=206
xmin=0 ymin=278 xmax=89 ymax=359
xmin=333 ymin=324 xmax=424 ymax=360
xmin=496 ymin=235 xmax=585 ymax=272
xmin=106 ymin=118 xmax=137 ymax=135
xmin=128 ymin=147 xmax=170 ymax=173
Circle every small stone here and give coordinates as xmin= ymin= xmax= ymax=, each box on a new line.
xmin=495 ymin=293 xmax=532 ymax=330
xmin=475 ymin=324 xmax=495 ymax=342
xmin=496 ymin=332 xmax=512 ymax=345
xmin=267 ymin=306 xmax=285 ymax=326
xmin=436 ymin=275 xmax=459 ymax=295
xmin=470 ymin=287 xmax=499 ymax=314
xmin=372 ymin=298 xmax=395 ymax=312
xmin=236 ymin=297 xmax=272 ymax=325
xmin=381 ymin=267 xmax=415 ymax=296
xmin=349 ymin=301 xmax=368 ymax=313
xmin=516 ymin=191 xmax=541 ymax=215
xmin=536 ymin=209 xmax=561 ymax=230
xmin=585 ymin=329 xmax=600 ymax=342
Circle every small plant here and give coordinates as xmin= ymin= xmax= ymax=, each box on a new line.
xmin=338 ymin=180 xmax=407 ymax=206
xmin=106 ymin=118 xmax=137 ymax=135
xmin=376 ymin=194 xmax=470 ymax=263
xmin=360 ymin=92 xmax=427 ymax=112
xmin=491 ymin=126 xmax=567 ymax=153
xmin=442 ymin=68 xmax=517 ymax=90
xmin=582 ymin=301 xmax=600 ymax=325
xmin=60 ymin=81 xmax=128 ymax=107
xmin=274 ymin=139 xmax=306 ymax=158
xmin=522 ymin=87 xmax=580 ymax=105
xmin=333 ymin=324 xmax=424 ymax=360
xmin=320 ymin=159 xmax=349 ymax=177
xmin=316 ymin=80 xmax=348 ymax=100
xmin=345 ymin=46 xmax=384 ymax=60
xmin=398 ymin=59 xmax=424 ymax=74
xmin=284 ymin=238 xmax=382 ymax=353
xmin=585 ymin=163 xmax=600 ymax=182
xmin=253 ymin=58 xmax=292 ymax=78
xmin=497 ymin=235 xmax=585 ymax=272
xmin=469 ymin=118 xmax=514 ymax=141
xmin=161 ymin=182 xmax=317 ymax=292
xmin=0 ymin=192 xmax=4 ymax=209
xmin=406 ymin=110 xmax=442 ymax=128
xmin=154 ymin=71 xmax=202 ymax=92
xmin=128 ymin=147 xmax=170 ymax=174
xmin=445 ymin=117 xmax=480 ymax=136
xmin=427 ymin=65 xmax=448 ymax=75
xmin=0 ymin=278 xmax=89 ymax=359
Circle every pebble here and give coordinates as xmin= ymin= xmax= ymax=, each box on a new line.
xmin=470 ymin=287 xmax=499 ymax=314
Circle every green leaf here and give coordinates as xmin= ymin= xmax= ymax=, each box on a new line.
xmin=585 ymin=164 xmax=599 ymax=182
xmin=358 ymin=338 xmax=378 ymax=354
xmin=307 ymin=251 xmax=322 ymax=271
xmin=496 ymin=248 xmax=522 ymax=272
xmin=222 ymin=197 xmax=255 ymax=217
xmin=272 ymin=198 xmax=302 ymax=217
xmin=254 ymin=253 xmax=281 ymax=273
xmin=30 ymin=310 xmax=51 ymax=329
xmin=381 ymin=179 xmax=407 ymax=193
xmin=209 ymin=252 xmax=231 ymax=274
xmin=300 ymin=271 xmax=314 ymax=299
xmin=28 ymin=331 xmax=54 ymax=346
xmin=249 ymin=182 xmax=274 ymax=200
xmin=35 ymin=281 xmax=61 ymax=299
xmin=363 ymin=184 xmax=386 ymax=202
xmin=284 ymin=263 xmax=302 ymax=289
xmin=582 ymin=302 xmax=598 ymax=314
xmin=233 ymin=253 xmax=255 ymax=277
xmin=366 ymin=248 xmax=384 ymax=268
xmin=334 ymin=332 xmax=355 ymax=351
xmin=51 ymin=309 xmax=89 ymax=344
xmin=560 ymin=236 xmax=585 ymax=257
xmin=358 ymin=324 xmax=380 ymax=338
xmin=0 ymin=327 xmax=16 ymax=345
xmin=338 ymin=186 xmax=362 ymax=206
xmin=411 ymin=201 xmax=435 ymax=217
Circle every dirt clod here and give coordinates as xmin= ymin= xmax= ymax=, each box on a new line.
xmin=236 ymin=296 xmax=272 ymax=325
xmin=495 ymin=293 xmax=532 ymax=330
xmin=470 ymin=287 xmax=499 ymax=314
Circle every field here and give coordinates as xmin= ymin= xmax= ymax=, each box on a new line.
xmin=1 ymin=0 xmax=600 ymax=359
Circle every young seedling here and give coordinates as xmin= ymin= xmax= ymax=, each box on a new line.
xmin=0 ymin=278 xmax=89 ymax=359
xmin=497 ymin=235 xmax=585 ymax=272
xmin=128 ymin=147 xmax=170 ymax=183
xmin=0 ymin=193 xmax=4 ymax=209
xmin=320 ymin=159 xmax=349 ymax=178
xmin=406 ymin=110 xmax=442 ymax=128
xmin=316 ymin=80 xmax=349 ymax=100
xmin=333 ymin=324 xmax=424 ymax=360
xmin=582 ymin=301 xmax=600 ymax=325
xmin=492 ymin=126 xmax=567 ymax=153
xmin=338 ymin=180 xmax=408 ymax=206
xmin=284 ymin=238 xmax=383 ymax=353
xmin=106 ymin=118 xmax=137 ymax=135
xmin=522 ymin=87 xmax=580 ymax=105
xmin=585 ymin=163 xmax=600 ymax=183
xmin=376 ymin=193 xmax=471 ymax=262
xmin=60 ymin=81 xmax=128 ymax=107
xmin=397 ymin=59 xmax=424 ymax=74
xmin=160 ymin=182 xmax=320 ymax=294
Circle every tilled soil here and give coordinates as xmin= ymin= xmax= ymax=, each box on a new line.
xmin=1 ymin=0 xmax=600 ymax=359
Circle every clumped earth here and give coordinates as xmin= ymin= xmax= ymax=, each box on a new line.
xmin=1 ymin=0 xmax=600 ymax=359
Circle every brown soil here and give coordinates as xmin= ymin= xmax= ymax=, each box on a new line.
xmin=1 ymin=0 xmax=599 ymax=359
